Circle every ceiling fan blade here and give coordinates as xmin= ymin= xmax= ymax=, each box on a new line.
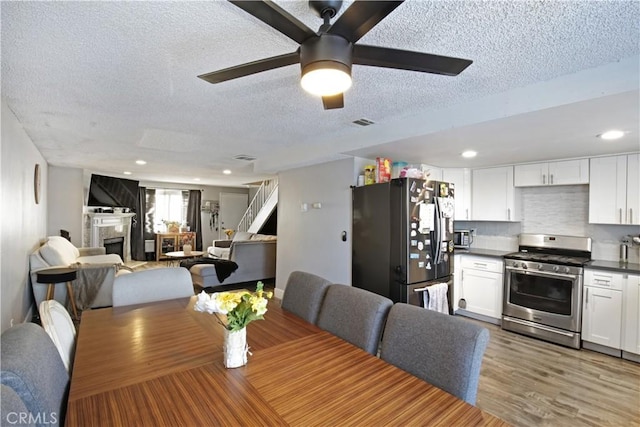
xmin=328 ymin=1 xmax=404 ymax=43
xmin=229 ymin=0 xmax=316 ymax=44
xmin=322 ymin=93 xmax=344 ymax=110
xmin=353 ymin=44 xmax=472 ymax=76
xmin=198 ymin=52 xmax=300 ymax=84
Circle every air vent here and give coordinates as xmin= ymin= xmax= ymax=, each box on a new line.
xmin=233 ymin=154 xmax=257 ymax=161
xmin=352 ymin=118 xmax=375 ymax=126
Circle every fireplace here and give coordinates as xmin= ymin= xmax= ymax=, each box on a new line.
xmin=103 ymin=237 xmax=124 ymax=259
xmin=83 ymin=212 xmax=135 ymax=262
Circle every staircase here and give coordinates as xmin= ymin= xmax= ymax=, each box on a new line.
xmin=237 ymin=178 xmax=278 ymax=233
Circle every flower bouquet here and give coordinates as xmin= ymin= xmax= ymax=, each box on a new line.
xmin=194 ymin=282 xmax=272 ymax=368
xmin=224 ymin=228 xmax=235 ymax=239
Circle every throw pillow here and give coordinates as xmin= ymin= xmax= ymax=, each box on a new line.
xmin=40 ymin=238 xmax=77 ymax=266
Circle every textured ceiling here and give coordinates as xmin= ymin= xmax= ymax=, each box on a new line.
xmin=2 ymin=1 xmax=639 ymax=187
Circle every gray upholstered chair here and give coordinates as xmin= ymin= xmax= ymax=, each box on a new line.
xmin=379 ymin=303 xmax=490 ymax=405
xmin=112 ymin=267 xmax=195 ymax=307
xmin=281 ymin=271 xmax=332 ymax=324
xmin=1 ymin=323 xmax=69 ymax=426
xmin=1 ymin=385 xmax=35 ymax=426
xmin=39 ymin=300 xmax=77 ymax=372
xmin=316 ymin=284 xmax=393 ymax=355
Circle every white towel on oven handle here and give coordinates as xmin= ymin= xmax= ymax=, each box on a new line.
xmin=423 ymin=282 xmax=449 ymax=315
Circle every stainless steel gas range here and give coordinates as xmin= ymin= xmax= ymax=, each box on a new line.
xmin=502 ymin=234 xmax=592 ymax=349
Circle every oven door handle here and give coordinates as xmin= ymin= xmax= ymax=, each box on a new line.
xmin=505 ymin=266 xmax=579 ymax=280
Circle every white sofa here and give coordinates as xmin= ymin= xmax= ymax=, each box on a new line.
xmin=191 ymin=233 xmax=277 ymax=287
xmin=30 ymin=236 xmax=130 ymax=309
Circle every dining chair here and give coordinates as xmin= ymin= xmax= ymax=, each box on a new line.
xmin=1 ymin=323 xmax=69 ymax=426
xmin=316 ymin=284 xmax=393 ymax=355
xmin=281 ymin=271 xmax=332 ymax=324
xmin=112 ymin=267 xmax=195 ymax=307
xmin=1 ymin=384 xmax=35 ymax=426
xmin=379 ymin=303 xmax=490 ymax=405
xmin=39 ymin=300 xmax=77 ymax=372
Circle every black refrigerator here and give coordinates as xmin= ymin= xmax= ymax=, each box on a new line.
xmin=352 ymin=178 xmax=455 ymax=311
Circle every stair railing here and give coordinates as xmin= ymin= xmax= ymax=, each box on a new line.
xmin=237 ymin=178 xmax=278 ymax=232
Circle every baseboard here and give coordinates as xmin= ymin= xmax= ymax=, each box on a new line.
xmin=582 ymin=341 xmax=622 ymax=357
xmin=455 ymin=309 xmax=501 ymax=325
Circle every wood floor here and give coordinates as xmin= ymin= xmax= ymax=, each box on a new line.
xmin=468 ymin=317 xmax=640 ymax=427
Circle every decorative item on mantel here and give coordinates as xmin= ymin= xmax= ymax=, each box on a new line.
xmin=194 ymin=282 xmax=272 ymax=368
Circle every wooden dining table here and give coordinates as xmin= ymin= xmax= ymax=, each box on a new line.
xmin=66 ymin=296 xmax=508 ymax=426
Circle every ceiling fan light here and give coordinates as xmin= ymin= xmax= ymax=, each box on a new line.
xmin=301 ymin=62 xmax=352 ymax=97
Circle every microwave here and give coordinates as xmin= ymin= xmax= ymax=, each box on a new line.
xmin=454 ymin=230 xmax=472 ymax=249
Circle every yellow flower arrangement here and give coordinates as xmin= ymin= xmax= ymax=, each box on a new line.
xmin=194 ymin=282 xmax=273 ymax=331
xmin=224 ymin=229 xmax=235 ymax=238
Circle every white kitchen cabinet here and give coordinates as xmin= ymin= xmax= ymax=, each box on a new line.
xmin=589 ymin=154 xmax=640 ymax=225
xmin=458 ymin=255 xmax=503 ymax=321
xmin=453 ymin=254 xmax=462 ymax=311
xmin=443 ymin=168 xmax=471 ymax=221
xmin=514 ymin=159 xmax=589 ymax=187
xmin=471 ymin=166 xmax=519 ymax=221
xmin=582 ymin=270 xmax=623 ymax=349
xmin=622 ymin=274 xmax=640 ymax=356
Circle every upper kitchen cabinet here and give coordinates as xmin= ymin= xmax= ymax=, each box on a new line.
xmin=443 ymin=168 xmax=471 ymax=221
xmin=589 ymin=154 xmax=639 ymax=225
xmin=471 ymin=166 xmax=520 ymax=221
xmin=514 ymin=159 xmax=589 ymax=187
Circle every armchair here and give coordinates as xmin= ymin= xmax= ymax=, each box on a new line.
xmin=30 ymin=236 xmax=130 ymax=310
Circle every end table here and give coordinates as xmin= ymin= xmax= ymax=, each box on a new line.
xmin=36 ymin=267 xmax=79 ymax=319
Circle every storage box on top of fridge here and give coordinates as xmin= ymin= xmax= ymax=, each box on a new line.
xmin=376 ymin=157 xmax=392 ymax=183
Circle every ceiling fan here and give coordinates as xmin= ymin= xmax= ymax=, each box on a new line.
xmin=198 ymin=0 xmax=472 ymax=110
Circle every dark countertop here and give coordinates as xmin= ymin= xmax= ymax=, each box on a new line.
xmin=586 ymin=260 xmax=640 ymax=275
xmin=454 ymin=248 xmax=512 ymax=259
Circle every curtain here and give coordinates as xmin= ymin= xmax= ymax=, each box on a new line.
xmin=130 ymin=186 xmax=147 ymax=261
xmin=187 ymin=190 xmax=203 ymax=251
xmin=145 ymin=189 xmax=156 ymax=239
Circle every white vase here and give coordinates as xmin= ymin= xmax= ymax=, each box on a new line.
xmin=223 ymin=327 xmax=248 ymax=368
xmin=183 ymin=244 xmax=192 ymax=255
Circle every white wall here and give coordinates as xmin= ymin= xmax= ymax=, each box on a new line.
xmin=200 ymin=186 xmax=248 ymax=248
xmin=275 ymin=158 xmax=353 ymax=298
xmin=1 ymin=100 xmax=48 ymax=332
xmin=48 ymin=166 xmax=84 ymax=247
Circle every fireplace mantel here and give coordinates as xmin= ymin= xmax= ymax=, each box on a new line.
xmin=83 ymin=213 xmax=136 ymax=262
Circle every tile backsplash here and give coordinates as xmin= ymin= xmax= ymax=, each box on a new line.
xmin=456 ymin=185 xmax=640 ymax=263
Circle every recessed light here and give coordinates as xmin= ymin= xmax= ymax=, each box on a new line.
xmin=223 ymin=169 xmax=232 ymax=175
xmin=123 ymin=171 xmax=132 ymax=175
xmin=462 ymin=150 xmax=477 ymax=158
xmin=135 ymin=160 xmax=147 ymax=165
xmin=193 ymin=178 xmax=200 ymax=181
xmin=598 ymin=130 xmax=625 ymax=140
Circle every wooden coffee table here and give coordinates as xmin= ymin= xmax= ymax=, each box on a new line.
xmin=164 ymin=250 xmax=205 ymax=266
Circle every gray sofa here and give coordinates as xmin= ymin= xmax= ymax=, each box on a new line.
xmin=29 ymin=236 xmax=130 ymax=309
xmin=191 ymin=235 xmax=276 ymax=287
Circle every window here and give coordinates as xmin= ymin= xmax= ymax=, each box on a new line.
xmin=149 ymin=189 xmax=189 ymax=233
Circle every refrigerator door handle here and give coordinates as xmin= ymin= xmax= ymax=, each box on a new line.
xmin=433 ymin=198 xmax=442 ymax=264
